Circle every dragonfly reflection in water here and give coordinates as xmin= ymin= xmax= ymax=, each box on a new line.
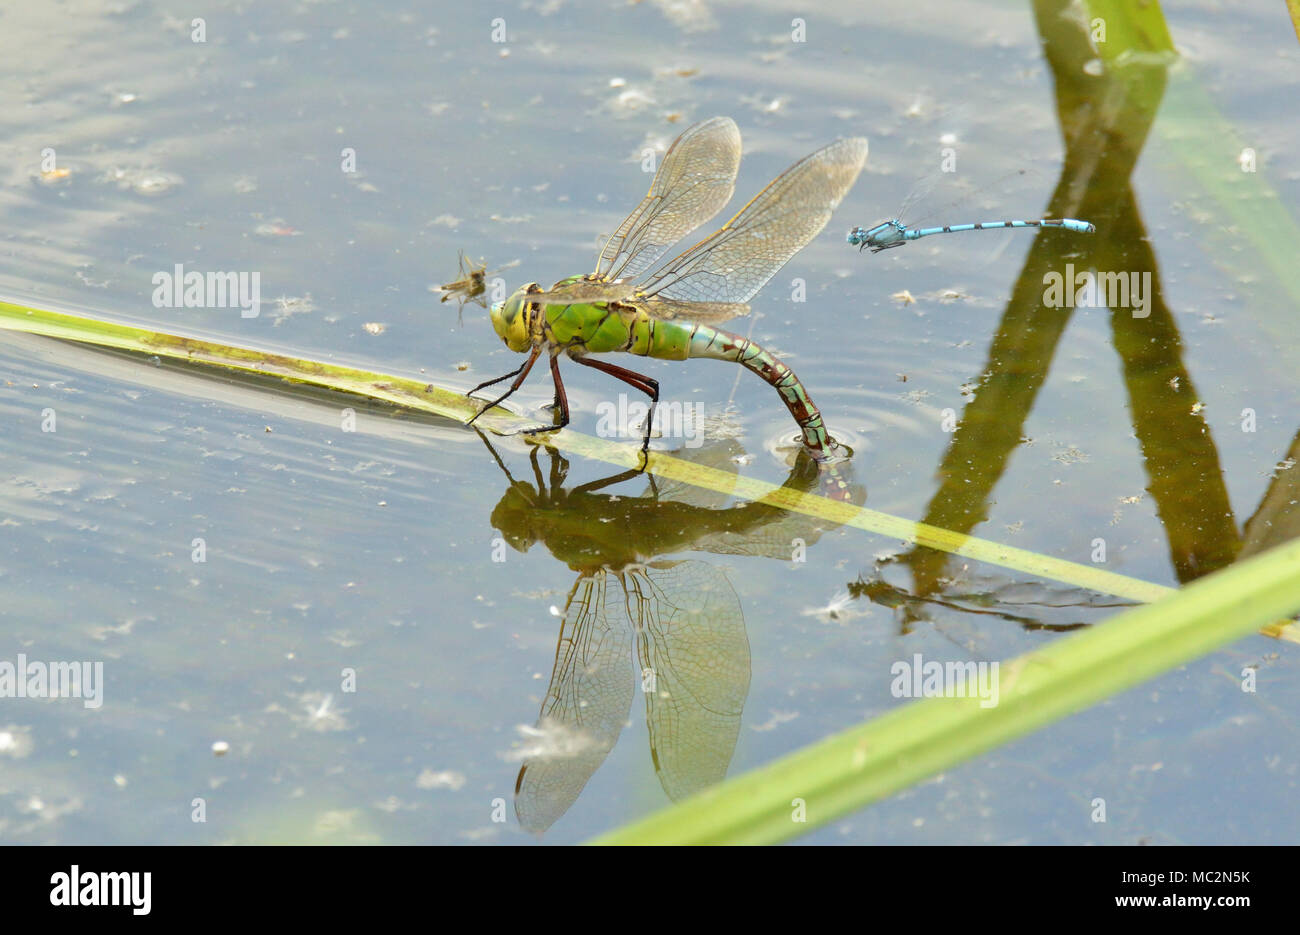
xmin=481 ymin=434 xmax=864 ymax=833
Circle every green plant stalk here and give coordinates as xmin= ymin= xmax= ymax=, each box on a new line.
xmin=0 ymin=297 xmax=1171 ymax=602
xmin=0 ymin=298 xmax=511 ymax=430
xmin=1085 ymin=0 xmax=1300 ymax=359
xmin=3 ymin=297 xmax=1294 ymax=642
xmin=591 ymin=536 xmax=1300 ymax=844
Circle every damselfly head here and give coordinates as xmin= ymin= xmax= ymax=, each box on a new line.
xmin=852 ymin=220 xmax=908 ymax=253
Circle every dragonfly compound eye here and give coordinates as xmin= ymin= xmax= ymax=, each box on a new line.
xmin=490 ymin=285 xmax=536 ymax=352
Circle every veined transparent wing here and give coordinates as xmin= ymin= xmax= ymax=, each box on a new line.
xmin=631 ymin=561 xmax=750 ymax=802
xmin=514 ymin=573 xmax=635 ymax=834
xmin=596 ymin=116 xmax=742 ymax=283
xmin=521 ymin=278 xmax=750 ymax=326
xmin=637 ymin=297 xmax=750 ymax=325
xmin=523 ymin=133 xmax=865 ymax=326
xmin=638 ymin=136 xmax=869 ymax=305
xmin=519 ymin=277 xmax=639 ymax=307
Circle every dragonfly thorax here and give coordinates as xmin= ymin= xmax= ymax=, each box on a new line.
xmin=490 ymin=283 xmax=539 ymax=352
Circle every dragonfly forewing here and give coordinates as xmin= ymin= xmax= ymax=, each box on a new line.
xmin=520 ymin=278 xmax=640 ymax=307
xmin=514 ymin=573 xmax=636 ymax=834
xmin=596 ymin=116 xmax=742 ymax=283
xmin=523 ymin=280 xmax=750 ymax=327
xmin=527 ymin=134 xmax=867 ymax=323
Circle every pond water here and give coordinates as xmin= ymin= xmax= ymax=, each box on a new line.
xmin=1 ymin=1 xmax=1297 ymax=844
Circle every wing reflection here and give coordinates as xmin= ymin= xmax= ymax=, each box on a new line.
xmin=481 ymin=435 xmax=863 ymax=832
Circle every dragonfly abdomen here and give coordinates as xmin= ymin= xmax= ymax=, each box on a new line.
xmin=685 ymin=325 xmax=834 ymax=457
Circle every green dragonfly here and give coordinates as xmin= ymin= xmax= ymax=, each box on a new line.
xmin=467 ymin=117 xmax=868 ymax=461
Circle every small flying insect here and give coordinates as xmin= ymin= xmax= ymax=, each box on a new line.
xmin=436 ymin=251 xmax=518 ymax=323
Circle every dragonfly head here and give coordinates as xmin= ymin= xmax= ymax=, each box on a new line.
xmin=489 ymin=483 xmax=547 ymax=553
xmin=490 ymin=283 xmax=539 ymax=353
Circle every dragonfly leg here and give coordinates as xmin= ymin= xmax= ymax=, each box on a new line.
xmin=528 ymin=444 xmax=545 ymax=489
xmin=541 ymin=362 xmax=566 ymax=412
xmin=548 ymin=440 xmax=569 ymax=490
xmin=519 ymin=353 xmax=570 ymax=437
xmin=545 ymin=354 xmax=568 ymax=412
xmin=466 ymin=347 xmax=541 ymax=426
xmin=571 ymin=465 xmax=647 ymax=495
xmin=571 ymin=355 xmax=659 ymax=458
xmin=468 ymin=352 xmax=535 ymax=396
xmin=473 ymin=425 xmax=522 ymax=484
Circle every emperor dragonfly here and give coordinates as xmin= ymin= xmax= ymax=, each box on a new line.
xmin=467 ymin=117 xmax=868 ymax=461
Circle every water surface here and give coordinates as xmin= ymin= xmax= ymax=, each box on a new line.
xmin=1 ymin=0 xmax=1297 ymax=844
